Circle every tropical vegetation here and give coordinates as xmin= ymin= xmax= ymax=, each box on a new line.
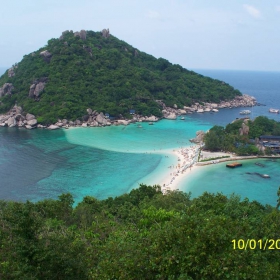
xmin=0 ymin=30 xmax=241 ymax=124
xmin=0 ymin=185 xmax=280 ymax=279
xmin=204 ymin=116 xmax=280 ymax=155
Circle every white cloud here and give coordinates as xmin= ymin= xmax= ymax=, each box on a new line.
xmin=276 ymin=6 xmax=280 ymax=12
xmin=146 ymin=10 xmax=161 ymax=20
xmin=243 ymin=4 xmax=261 ymax=19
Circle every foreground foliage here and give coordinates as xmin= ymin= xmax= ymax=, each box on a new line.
xmin=0 ymin=185 xmax=279 ymax=279
xmin=0 ymin=30 xmax=240 ymax=124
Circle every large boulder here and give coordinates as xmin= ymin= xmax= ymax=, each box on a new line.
xmin=145 ymin=115 xmax=158 ymax=122
xmin=101 ymin=28 xmax=110 ymax=38
xmin=40 ymin=50 xmax=52 ymax=63
xmin=26 ymin=113 xmax=36 ymax=121
xmin=8 ymin=67 xmax=16 ymax=77
xmin=47 ymin=125 xmax=59 ymax=130
xmin=239 ymin=122 xmax=250 ymax=135
xmin=7 ymin=116 xmax=16 ymax=127
xmin=0 ymin=83 xmax=14 ymax=97
xmin=29 ymin=81 xmax=45 ymax=98
xmin=190 ymin=130 xmax=205 ymax=143
xmin=27 ymin=119 xmax=38 ymax=127
xmin=165 ymin=113 xmax=177 ymax=120
xmin=87 ymin=108 xmax=93 ymax=115
xmin=34 ymin=82 xmax=45 ymax=97
xmin=96 ymin=113 xmax=107 ymax=125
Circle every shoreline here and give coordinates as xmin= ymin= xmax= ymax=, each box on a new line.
xmin=0 ymin=94 xmax=257 ymax=130
xmin=136 ymin=144 xmax=202 ymax=193
xmin=151 ymin=148 xmax=280 ymax=194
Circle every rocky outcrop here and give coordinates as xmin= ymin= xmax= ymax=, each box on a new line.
xmin=27 ymin=119 xmax=38 ymax=127
xmin=26 ymin=113 xmax=35 ymax=121
xmin=40 ymin=50 xmax=52 ymax=63
xmin=0 ymin=83 xmax=14 ymax=97
xmin=47 ymin=125 xmax=59 ymax=130
xmin=239 ymin=122 xmax=250 ymax=136
xmin=158 ymin=94 xmax=257 ymax=120
xmin=101 ymin=28 xmax=110 ymax=38
xmin=165 ymin=113 xmax=177 ymax=120
xmin=190 ymin=131 xmax=206 ymax=143
xmin=74 ymin=29 xmax=87 ymax=40
xmin=96 ymin=113 xmax=107 ymax=125
xmin=7 ymin=116 xmax=16 ymax=127
xmin=59 ymin=30 xmax=70 ymax=40
xmin=29 ymin=78 xmax=47 ymax=98
xmin=0 ymin=105 xmax=39 ymax=128
xmin=8 ymin=66 xmax=16 ymax=77
xmin=143 ymin=115 xmax=159 ymax=122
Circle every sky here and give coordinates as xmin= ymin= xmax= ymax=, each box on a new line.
xmin=1 ymin=0 xmax=280 ymax=71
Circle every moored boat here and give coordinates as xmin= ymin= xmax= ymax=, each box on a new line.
xmin=226 ymin=162 xmax=242 ymax=168
xmin=269 ymin=108 xmax=279 ymax=113
xmin=239 ymin=110 xmax=251 ymax=115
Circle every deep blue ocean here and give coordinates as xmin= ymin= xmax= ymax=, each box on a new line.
xmin=0 ymin=68 xmax=279 ymax=205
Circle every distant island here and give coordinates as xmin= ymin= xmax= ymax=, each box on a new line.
xmin=0 ymin=29 xmax=256 ymax=129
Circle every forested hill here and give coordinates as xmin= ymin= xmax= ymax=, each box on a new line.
xmin=0 ymin=29 xmax=241 ymax=124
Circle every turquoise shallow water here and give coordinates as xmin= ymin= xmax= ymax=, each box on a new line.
xmin=0 ymin=118 xmax=211 ymax=204
xmin=178 ymin=158 xmax=280 ymax=206
xmin=0 ymin=69 xmax=280 ymax=205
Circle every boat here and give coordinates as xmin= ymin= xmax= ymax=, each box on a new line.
xmin=137 ymin=124 xmax=142 ymax=128
xmin=226 ymin=162 xmax=242 ymax=168
xmin=246 ymin=172 xmax=270 ymax=179
xmin=180 ymin=117 xmax=185 ymax=120
xmin=255 ymin=162 xmax=265 ymax=167
xmin=239 ymin=110 xmax=251 ymax=115
xmin=149 ymin=122 xmax=154 ymax=125
xmin=269 ymin=108 xmax=279 ymax=113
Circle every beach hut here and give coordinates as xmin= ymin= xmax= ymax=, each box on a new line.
xmin=130 ymin=109 xmax=135 ymax=115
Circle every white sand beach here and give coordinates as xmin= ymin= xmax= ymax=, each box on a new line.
xmin=153 ymin=144 xmax=203 ymax=193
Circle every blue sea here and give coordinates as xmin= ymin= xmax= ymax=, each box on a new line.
xmin=0 ymin=68 xmax=279 ymax=206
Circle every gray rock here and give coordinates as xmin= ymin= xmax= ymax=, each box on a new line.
xmin=96 ymin=113 xmax=107 ymax=125
xmin=15 ymin=106 xmax=23 ymax=114
xmin=0 ymin=83 xmax=14 ymax=97
xmin=25 ymin=125 xmax=34 ymax=129
xmin=26 ymin=113 xmax=35 ymax=121
xmin=190 ymin=130 xmax=205 ymax=143
xmin=80 ymin=30 xmax=86 ymax=40
xmin=40 ymin=50 xmax=52 ymax=63
xmin=8 ymin=67 xmax=15 ymax=77
xmin=7 ymin=117 xmax=16 ymax=127
xmin=47 ymin=125 xmax=59 ymax=130
xmin=56 ymin=122 xmax=64 ymax=127
xmin=101 ymin=28 xmax=110 ymax=38
xmin=34 ymin=82 xmax=45 ymax=97
xmin=27 ymin=119 xmax=37 ymax=126
xmin=87 ymin=108 xmax=93 ymax=115
xmin=15 ymin=114 xmax=25 ymax=121
xmin=239 ymin=122 xmax=250 ymax=136
xmin=165 ymin=113 xmax=177 ymax=120
xmin=29 ymin=84 xmax=36 ymax=97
